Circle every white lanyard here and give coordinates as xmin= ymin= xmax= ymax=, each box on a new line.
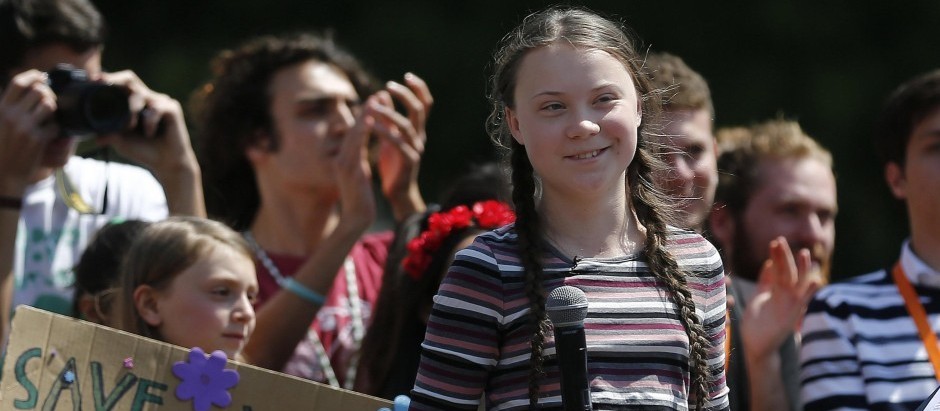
xmin=308 ymin=257 xmax=363 ymax=389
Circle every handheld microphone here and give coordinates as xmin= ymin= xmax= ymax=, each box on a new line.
xmin=546 ymin=285 xmax=592 ymax=411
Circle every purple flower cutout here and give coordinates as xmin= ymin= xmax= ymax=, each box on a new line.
xmin=172 ymin=347 xmax=240 ymax=411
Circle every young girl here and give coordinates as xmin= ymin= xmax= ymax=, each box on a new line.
xmin=409 ymin=7 xmax=728 ymax=410
xmin=115 ymin=216 xmax=258 ymax=360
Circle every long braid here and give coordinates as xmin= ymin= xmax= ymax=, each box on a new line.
xmin=486 ymin=7 xmax=717 ymax=409
xmin=510 ymin=142 xmax=548 ymax=408
xmin=632 ymin=147 xmax=712 ymax=410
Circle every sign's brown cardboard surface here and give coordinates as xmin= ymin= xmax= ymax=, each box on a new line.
xmin=1 ymin=306 xmax=392 ymax=410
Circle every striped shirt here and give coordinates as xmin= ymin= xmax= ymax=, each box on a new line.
xmin=800 ymin=241 xmax=940 ymax=410
xmin=409 ymin=224 xmax=729 ymax=410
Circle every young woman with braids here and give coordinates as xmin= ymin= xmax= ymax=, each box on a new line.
xmin=408 ymin=7 xmax=728 ymax=410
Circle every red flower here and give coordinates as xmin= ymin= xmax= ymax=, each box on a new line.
xmin=402 ymin=200 xmax=515 ymax=281
xmin=473 ymin=200 xmax=516 ymax=228
xmin=428 ymin=206 xmax=472 ymax=236
xmin=446 ymin=206 xmax=474 ymax=231
xmin=403 ymin=251 xmax=431 ymax=281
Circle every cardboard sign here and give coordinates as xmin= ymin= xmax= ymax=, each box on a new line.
xmin=0 ymin=306 xmax=392 ymax=410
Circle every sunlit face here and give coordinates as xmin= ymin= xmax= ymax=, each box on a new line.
xmin=145 ymin=245 xmax=258 ymax=358
xmin=887 ymin=106 xmax=940 ymax=249
xmin=14 ymin=43 xmax=102 ymax=168
xmin=652 ymin=108 xmax=718 ymax=231
xmin=731 ymin=157 xmax=837 ymax=281
xmin=254 ymin=60 xmax=360 ymax=192
xmin=506 ymin=44 xmax=642 ymax=201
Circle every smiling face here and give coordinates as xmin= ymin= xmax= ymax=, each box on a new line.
xmin=141 ymin=244 xmax=258 ymax=358
xmin=250 ymin=59 xmax=360 ymax=192
xmin=505 ymin=44 xmax=641 ymax=201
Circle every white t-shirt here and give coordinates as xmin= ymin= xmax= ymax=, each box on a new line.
xmin=13 ymin=156 xmax=168 ymax=315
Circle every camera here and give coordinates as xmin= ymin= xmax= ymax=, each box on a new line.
xmin=47 ymin=64 xmax=131 ymax=135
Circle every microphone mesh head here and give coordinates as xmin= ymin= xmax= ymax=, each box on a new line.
xmin=545 ymin=285 xmax=589 ymax=327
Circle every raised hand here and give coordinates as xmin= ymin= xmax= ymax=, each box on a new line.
xmin=92 ymin=70 xmax=204 ymax=216
xmin=370 ymin=73 xmax=432 ymax=220
xmin=0 ymin=70 xmax=60 ymax=192
xmin=93 ymin=71 xmax=194 ymax=173
xmin=334 ymin=95 xmax=378 ymax=236
xmin=741 ymin=236 xmax=823 ymax=360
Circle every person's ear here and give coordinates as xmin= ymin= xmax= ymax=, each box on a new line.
xmin=77 ymin=295 xmax=101 ymax=323
xmin=635 ymin=97 xmax=643 ymax=126
xmin=709 ymin=203 xmax=735 ymax=252
xmin=245 ymin=131 xmax=274 ymax=165
xmin=885 ymin=161 xmax=907 ymax=200
xmin=133 ymin=285 xmax=162 ymax=327
xmin=506 ymin=108 xmax=524 ymax=146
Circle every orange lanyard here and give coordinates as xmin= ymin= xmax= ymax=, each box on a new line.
xmin=893 ymin=262 xmax=940 ymax=382
xmin=724 ymin=311 xmax=731 ymax=371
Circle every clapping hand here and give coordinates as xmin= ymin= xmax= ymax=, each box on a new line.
xmin=740 ymin=236 xmax=823 ymax=360
xmin=369 ymin=73 xmax=432 ymax=220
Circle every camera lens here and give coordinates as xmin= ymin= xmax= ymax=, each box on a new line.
xmin=83 ymin=85 xmax=131 ymax=134
xmin=49 ymin=65 xmax=131 ymax=135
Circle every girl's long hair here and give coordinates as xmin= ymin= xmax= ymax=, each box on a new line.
xmin=486 ymin=6 xmax=711 ymax=408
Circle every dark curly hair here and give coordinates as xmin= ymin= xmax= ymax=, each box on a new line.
xmin=191 ymin=32 xmax=377 ymax=230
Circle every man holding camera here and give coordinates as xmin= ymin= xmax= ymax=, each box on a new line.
xmin=0 ymin=0 xmax=204 ymax=340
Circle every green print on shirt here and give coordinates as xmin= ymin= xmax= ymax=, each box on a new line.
xmin=20 ymin=226 xmax=78 ymax=315
xmin=25 ymin=227 xmax=79 ymax=288
xmin=16 ymin=227 xmax=79 ymax=315
xmin=23 ymin=228 xmax=61 ymax=289
xmin=28 ymin=228 xmax=60 ymax=260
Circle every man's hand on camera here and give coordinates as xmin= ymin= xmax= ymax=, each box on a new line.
xmin=0 ymin=70 xmax=59 ymax=194
xmin=93 ymin=70 xmax=205 ymax=217
xmin=93 ymin=71 xmax=194 ymax=173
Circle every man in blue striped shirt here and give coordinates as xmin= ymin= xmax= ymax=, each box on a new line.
xmin=800 ymin=70 xmax=940 ymax=410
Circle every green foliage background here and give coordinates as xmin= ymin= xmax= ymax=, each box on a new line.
xmin=92 ymin=0 xmax=940 ymax=281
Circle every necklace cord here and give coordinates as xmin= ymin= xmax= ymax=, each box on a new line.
xmin=243 ymin=230 xmax=364 ymax=388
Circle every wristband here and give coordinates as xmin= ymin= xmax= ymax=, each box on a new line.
xmin=0 ymin=195 xmax=23 ymax=210
xmin=280 ymin=277 xmax=326 ymax=306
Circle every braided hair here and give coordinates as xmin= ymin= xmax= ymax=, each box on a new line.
xmin=486 ymin=6 xmax=712 ymax=408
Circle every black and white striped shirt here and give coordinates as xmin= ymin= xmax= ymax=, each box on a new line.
xmin=801 ymin=241 xmax=940 ymax=411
